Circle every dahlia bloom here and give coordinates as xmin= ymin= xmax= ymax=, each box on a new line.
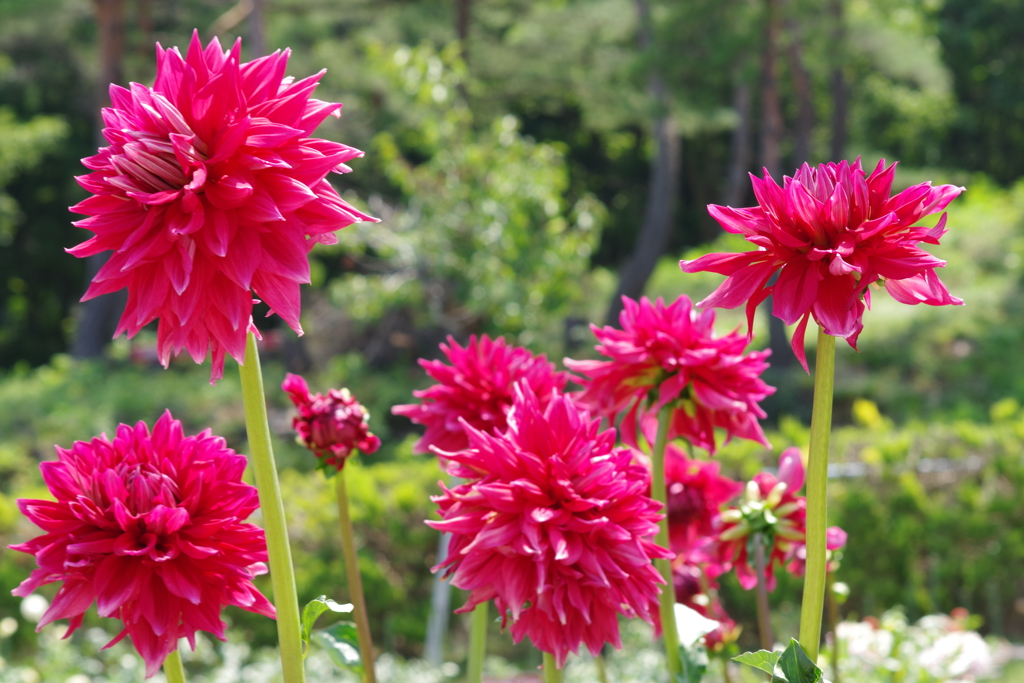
xmin=565 ymin=295 xmax=774 ymax=454
xmin=680 ymin=159 xmax=963 ymax=370
xmin=664 ymin=444 xmax=742 ymax=559
xmin=428 ymin=382 xmax=671 ymax=667
xmin=282 ymin=373 xmax=381 ymax=471
xmin=9 ymin=411 xmax=274 ymax=678
xmin=716 ymin=448 xmax=807 ymax=591
xmin=69 ymin=32 xmax=375 ymax=381
xmin=391 ymin=334 xmax=569 ymax=454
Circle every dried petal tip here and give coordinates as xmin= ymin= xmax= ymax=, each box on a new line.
xmin=9 ymin=410 xmax=273 ymax=678
xmin=70 ymin=32 xmax=376 ymax=382
xmin=283 ymin=373 xmax=380 ymax=471
xmin=429 ymin=382 xmax=671 ymax=668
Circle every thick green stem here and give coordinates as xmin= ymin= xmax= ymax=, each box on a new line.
xmin=798 ymin=327 xmax=836 ymax=661
xmin=335 ymin=469 xmax=378 ymax=683
xmin=752 ymin=532 xmax=774 ymax=650
xmin=650 ymin=404 xmax=680 ymax=679
xmin=238 ymin=331 xmax=305 ymax=683
xmin=163 ymin=648 xmax=187 ymax=683
xmin=466 ymin=601 xmax=488 ymax=683
xmin=542 ymin=652 xmax=563 ymax=683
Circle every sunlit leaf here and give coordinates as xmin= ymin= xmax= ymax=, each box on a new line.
xmin=313 ymin=621 xmax=363 ymax=675
xmin=301 ymin=595 xmax=354 ymax=657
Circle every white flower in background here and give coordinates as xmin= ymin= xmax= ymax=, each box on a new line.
xmin=18 ymin=594 xmax=47 ymax=623
xmin=919 ymin=631 xmax=994 ymax=681
xmin=835 ymin=608 xmax=999 ymax=683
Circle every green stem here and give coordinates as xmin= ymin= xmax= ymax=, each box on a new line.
xmin=335 ymin=468 xmax=378 ymax=683
xmin=238 ymin=331 xmax=306 ymax=683
xmin=466 ymin=601 xmax=488 ymax=683
xmin=826 ymin=571 xmax=841 ymax=683
xmin=752 ymin=532 xmax=774 ymax=650
xmin=163 ymin=648 xmax=187 ymax=683
xmin=650 ymin=404 xmax=680 ymax=679
xmin=596 ymin=650 xmax=610 ymax=683
xmin=542 ymin=652 xmax=563 ymax=683
xmin=797 ymin=326 xmax=836 ymax=661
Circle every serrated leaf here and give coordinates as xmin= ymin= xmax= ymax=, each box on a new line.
xmin=734 ymin=649 xmax=781 ymax=676
xmin=301 ymin=595 xmax=354 ymax=657
xmin=312 ymin=621 xmax=363 ymax=675
xmin=777 ymin=639 xmax=822 ymax=683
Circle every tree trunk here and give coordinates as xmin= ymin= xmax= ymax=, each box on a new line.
xmin=456 ymin=0 xmax=471 ymax=63
xmin=250 ymin=0 xmax=266 ymax=58
xmin=760 ymin=0 xmax=793 ymax=369
xmin=724 ymin=75 xmax=753 ymax=207
xmin=73 ymin=0 xmax=126 ymax=359
xmin=605 ymin=0 xmax=681 ymax=326
xmin=829 ymin=0 xmax=847 ymax=161
xmin=137 ymin=0 xmax=153 ymax=58
xmin=787 ymin=17 xmax=814 ymax=167
xmin=760 ymin=0 xmax=783 ymax=180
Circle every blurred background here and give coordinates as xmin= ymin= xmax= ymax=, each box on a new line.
xmin=2 ymin=0 xmax=1024 ymax=680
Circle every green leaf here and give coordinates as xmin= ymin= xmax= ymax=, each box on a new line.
xmin=676 ymin=642 xmax=709 ymax=683
xmin=776 ymin=639 xmax=822 ymax=683
xmin=301 ymin=595 xmax=354 ymax=657
xmin=733 ymin=649 xmax=781 ymax=677
xmin=313 ymin=621 xmax=363 ymax=675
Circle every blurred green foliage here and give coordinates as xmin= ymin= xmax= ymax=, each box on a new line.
xmin=324 ymin=43 xmax=605 ymax=346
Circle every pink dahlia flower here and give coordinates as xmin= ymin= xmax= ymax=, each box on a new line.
xmin=9 ymin=411 xmax=274 ymax=678
xmin=428 ymin=382 xmax=671 ymax=668
xmin=716 ymin=448 xmax=807 ymax=591
xmin=565 ymin=295 xmax=774 ymax=454
xmin=664 ymin=444 xmax=742 ymax=559
xmin=391 ymin=334 xmax=568 ymax=454
xmin=69 ymin=32 xmax=375 ymax=381
xmin=282 ymin=373 xmax=381 ymax=471
xmin=680 ymin=159 xmax=964 ymax=371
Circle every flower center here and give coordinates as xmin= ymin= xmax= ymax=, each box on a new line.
xmin=121 ymin=462 xmax=181 ymax=514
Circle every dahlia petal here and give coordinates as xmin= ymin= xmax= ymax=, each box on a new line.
xmin=706 ymin=204 xmax=768 ymax=236
xmin=207 ymin=117 xmax=251 ymax=164
xmin=206 ymin=209 xmax=237 ymax=257
xmin=749 ymin=170 xmax=786 ymax=218
xmin=777 ymin=448 xmax=805 ymax=491
xmin=220 ymin=230 xmax=262 ymax=290
xmin=869 ymin=244 xmax=946 ymax=280
xmin=884 ymin=270 xmax=963 ymax=306
xmin=812 ymin=274 xmax=862 ymax=340
xmin=38 ymin=579 xmax=94 ymax=628
xmin=205 ymin=173 xmax=254 ymax=210
xmin=772 ymin=258 xmax=822 ymax=325
xmin=261 ymin=173 xmax=317 ymax=212
xmin=251 ymin=270 xmax=302 ymax=331
xmin=299 ymin=99 xmax=344 ymax=135
xmin=790 ymin=311 xmax=812 ymax=373
xmin=679 ymin=250 xmax=770 ymax=277
xmin=694 ymin=254 xmax=777 ymax=311
xmin=95 ymin=555 xmax=139 ymax=616
xmin=246 ymin=119 xmax=304 ymax=147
